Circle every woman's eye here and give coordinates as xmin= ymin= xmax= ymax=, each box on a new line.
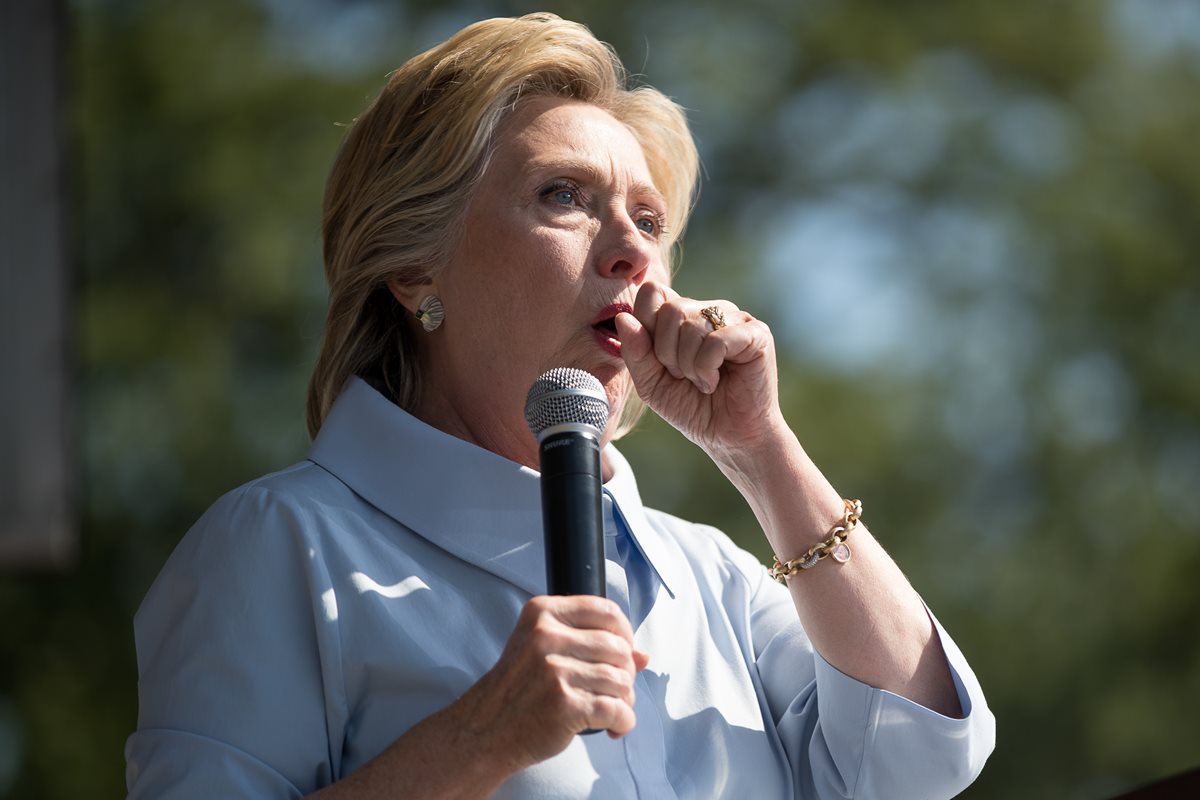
xmin=541 ymin=182 xmax=580 ymax=207
xmin=635 ymin=212 xmax=667 ymax=237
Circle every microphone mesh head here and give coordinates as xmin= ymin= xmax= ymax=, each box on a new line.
xmin=525 ymin=368 xmax=610 ymax=438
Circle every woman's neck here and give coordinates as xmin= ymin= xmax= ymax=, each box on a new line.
xmin=411 ymin=389 xmax=616 ymax=481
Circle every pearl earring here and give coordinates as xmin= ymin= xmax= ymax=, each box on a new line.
xmin=414 ymin=295 xmax=445 ymax=332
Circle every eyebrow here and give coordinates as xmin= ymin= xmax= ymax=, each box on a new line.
xmin=527 ymin=157 xmax=667 ymax=209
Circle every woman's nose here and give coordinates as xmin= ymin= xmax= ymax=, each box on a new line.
xmin=595 ymin=213 xmax=654 ymax=282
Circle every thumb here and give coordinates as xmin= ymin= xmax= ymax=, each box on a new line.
xmin=615 ymin=312 xmax=665 ymax=395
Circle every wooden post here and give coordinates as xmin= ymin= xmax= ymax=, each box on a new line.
xmin=0 ymin=0 xmax=75 ymax=567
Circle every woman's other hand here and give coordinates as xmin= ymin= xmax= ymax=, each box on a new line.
xmin=463 ymin=595 xmax=649 ymax=771
xmin=308 ymin=595 xmax=646 ymax=799
xmin=615 ymin=279 xmax=785 ymax=455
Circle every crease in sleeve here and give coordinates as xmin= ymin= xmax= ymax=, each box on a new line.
xmin=291 ymin=496 xmax=351 ymax=782
xmin=755 ymin=601 xmax=994 ymax=799
xmin=757 ymin=628 xmax=874 ymax=799
xmin=809 ymin=613 xmax=995 ymax=800
xmin=126 ymin=727 xmax=305 ymax=799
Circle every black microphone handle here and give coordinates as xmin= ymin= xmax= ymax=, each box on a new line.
xmin=539 ymin=429 xmax=606 ymax=598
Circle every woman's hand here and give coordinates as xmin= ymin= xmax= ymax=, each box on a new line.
xmin=615 ymin=280 xmax=785 ymax=455
xmin=462 ymin=595 xmax=649 ymax=772
xmin=307 ymin=595 xmax=647 ymax=800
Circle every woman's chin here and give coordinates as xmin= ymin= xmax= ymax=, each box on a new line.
xmin=600 ymin=371 xmax=634 ymax=420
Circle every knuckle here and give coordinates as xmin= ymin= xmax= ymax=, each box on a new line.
xmin=529 ymin=595 xmax=555 ymax=613
xmin=595 ymin=695 xmax=635 ymax=733
xmin=592 ymin=694 xmax=620 ymax=720
xmin=598 ymin=630 xmax=628 ymax=655
xmin=583 ymin=595 xmax=618 ymax=618
xmin=529 ymin=621 xmax=564 ymax=653
xmin=543 ymin=652 xmax=570 ymax=679
xmin=595 ymin=662 xmax=620 ymax=684
xmin=603 ymin=662 xmax=634 ymax=690
xmin=660 ymin=302 xmax=685 ymax=325
xmin=542 ymin=657 xmax=579 ymax=699
xmin=520 ymin=596 xmax=550 ymax=623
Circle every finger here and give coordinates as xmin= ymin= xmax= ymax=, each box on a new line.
xmin=518 ymin=597 xmax=635 ymax=665
xmin=669 ymin=302 xmax=737 ymax=392
xmin=692 ymin=332 xmax=727 ymax=395
xmin=546 ymin=595 xmax=636 ymax=644
xmin=696 ymin=316 xmax=769 ymax=380
xmin=631 ymin=280 xmax=670 ymax=339
xmin=590 ymin=694 xmax=637 ymax=739
xmin=533 ymin=654 xmax=636 ymax=740
xmin=691 ymin=311 xmax=743 ymax=392
xmin=648 ymin=298 xmax=686 ymax=379
xmin=615 ymin=312 xmax=667 ymax=398
xmin=553 ymin=627 xmax=638 ymax=672
xmin=633 ymin=649 xmax=650 ymax=672
xmin=555 ymin=656 xmax=637 ymax=705
xmin=674 ymin=311 xmax=708 ymax=392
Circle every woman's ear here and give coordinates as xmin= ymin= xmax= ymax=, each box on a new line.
xmin=389 ymin=278 xmax=445 ymax=332
xmin=386 ymin=279 xmax=425 ymax=316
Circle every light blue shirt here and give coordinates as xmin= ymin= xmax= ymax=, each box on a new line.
xmin=126 ymin=377 xmax=994 ymax=798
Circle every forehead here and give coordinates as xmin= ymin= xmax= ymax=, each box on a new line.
xmin=495 ymin=98 xmax=656 ymax=185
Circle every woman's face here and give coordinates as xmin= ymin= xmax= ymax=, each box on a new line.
xmin=407 ymin=97 xmax=671 ymax=463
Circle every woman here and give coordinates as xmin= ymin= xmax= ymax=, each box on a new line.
xmin=126 ymin=13 xmax=994 ymax=799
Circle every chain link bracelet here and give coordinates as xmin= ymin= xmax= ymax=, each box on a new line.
xmin=769 ymin=499 xmax=863 ymax=583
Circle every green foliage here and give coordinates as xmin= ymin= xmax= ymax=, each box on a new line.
xmin=2 ymin=0 xmax=1198 ymax=796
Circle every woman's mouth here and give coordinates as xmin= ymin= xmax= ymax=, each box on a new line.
xmin=591 ymin=303 xmax=632 ymax=357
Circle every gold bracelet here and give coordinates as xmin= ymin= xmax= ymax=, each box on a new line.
xmin=769 ymin=499 xmax=862 ymax=583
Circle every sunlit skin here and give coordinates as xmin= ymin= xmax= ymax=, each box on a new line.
xmin=391 ymin=97 xmax=672 ymax=478
xmin=324 ymin=96 xmax=964 ymax=800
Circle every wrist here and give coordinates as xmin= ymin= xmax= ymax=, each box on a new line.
xmin=708 ymin=417 xmax=846 ymax=545
xmin=707 ymin=410 xmax=798 ymax=482
xmin=313 ymin=694 xmax=515 ymax=800
xmin=704 ymin=406 xmax=786 ymax=464
xmin=450 ymin=672 xmax=532 ymax=779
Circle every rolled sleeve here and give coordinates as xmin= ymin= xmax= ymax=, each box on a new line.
xmin=125 ymin=728 xmax=305 ymax=799
xmin=804 ymin=617 xmax=994 ymax=800
xmin=748 ymin=559 xmax=994 ymax=799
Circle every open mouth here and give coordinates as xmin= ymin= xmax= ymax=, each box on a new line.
xmin=591 ymin=303 xmax=633 ymax=337
xmin=594 ymin=316 xmax=619 ymax=335
xmin=591 ymin=303 xmax=632 ymax=356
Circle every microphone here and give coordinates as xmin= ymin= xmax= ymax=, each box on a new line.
xmin=524 ymin=368 xmax=609 ymax=598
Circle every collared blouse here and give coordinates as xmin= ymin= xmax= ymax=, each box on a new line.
xmin=126 ymin=377 xmax=994 ymax=798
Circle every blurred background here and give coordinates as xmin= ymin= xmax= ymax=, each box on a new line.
xmin=2 ymin=0 xmax=1199 ymax=797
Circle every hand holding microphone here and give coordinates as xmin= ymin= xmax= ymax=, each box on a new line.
xmin=454 ymin=369 xmax=646 ymax=761
xmin=524 ymin=368 xmax=612 ymax=736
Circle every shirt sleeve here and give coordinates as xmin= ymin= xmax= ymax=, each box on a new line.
xmin=738 ymin=548 xmax=996 ymax=800
xmin=125 ymin=485 xmax=345 ymax=799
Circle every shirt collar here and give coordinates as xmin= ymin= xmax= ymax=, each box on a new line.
xmin=601 ymin=447 xmax=680 ymax=598
xmin=308 ymin=378 xmax=680 ymax=598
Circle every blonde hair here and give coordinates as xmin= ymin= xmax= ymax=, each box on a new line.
xmin=307 ymin=13 xmax=700 ymax=438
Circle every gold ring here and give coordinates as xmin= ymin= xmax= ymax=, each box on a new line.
xmin=700 ymin=306 xmax=726 ymax=331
